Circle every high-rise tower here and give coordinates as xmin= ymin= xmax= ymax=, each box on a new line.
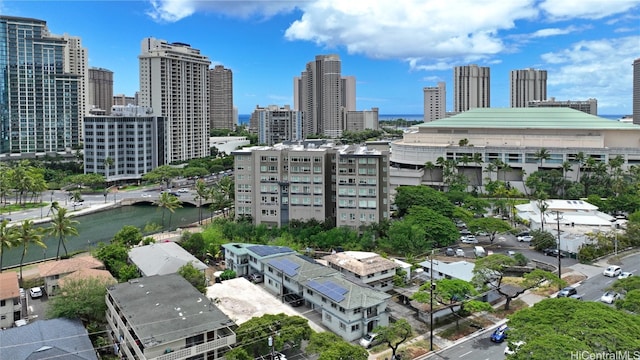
xmin=423 ymin=82 xmax=446 ymax=122
xmin=139 ymin=38 xmax=211 ymax=163
xmin=209 ymin=65 xmax=234 ymax=130
xmin=510 ymin=68 xmax=547 ymax=108
xmin=454 ymin=65 xmax=490 ymax=112
xmin=633 ymin=58 xmax=640 ymax=125
xmin=88 ymin=67 xmax=114 ymax=114
xmin=0 ymin=16 xmax=80 ymax=155
xmin=294 ymin=54 xmax=356 ymax=138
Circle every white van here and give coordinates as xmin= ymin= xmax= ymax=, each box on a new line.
xmin=474 ymin=246 xmax=487 ymax=258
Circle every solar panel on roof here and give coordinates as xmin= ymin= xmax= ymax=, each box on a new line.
xmin=248 ymin=245 xmax=293 ymax=257
xmin=308 ymin=280 xmax=348 ymax=302
xmin=268 ymin=258 xmax=300 ymax=277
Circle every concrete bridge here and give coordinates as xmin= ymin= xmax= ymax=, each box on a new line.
xmin=120 ymin=197 xmax=213 ymax=207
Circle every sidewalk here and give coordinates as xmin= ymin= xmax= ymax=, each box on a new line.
xmin=367 ymin=263 xmax=600 ymax=360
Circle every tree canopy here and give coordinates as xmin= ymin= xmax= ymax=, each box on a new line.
xmin=230 ymin=313 xmax=312 ymax=358
xmin=373 ymin=319 xmax=412 ymax=359
xmin=47 ymin=276 xmax=116 ymax=324
xmin=505 ymin=298 xmax=640 ymax=359
xmin=393 ymin=185 xmax=455 ymax=218
xmin=306 ymin=332 xmax=368 ymax=360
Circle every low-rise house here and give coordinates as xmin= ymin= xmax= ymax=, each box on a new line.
xmin=58 ymin=268 xmax=117 ymax=288
xmin=417 ymin=259 xmax=475 ymax=282
xmin=0 ymin=318 xmax=97 ymax=360
xmin=0 ymin=272 xmax=22 ymax=328
xmin=128 ymin=242 xmax=208 ymax=277
xmin=106 ymin=274 xmax=236 ymax=360
xmin=38 ymin=255 xmax=105 ymax=296
xmin=323 ymin=251 xmax=399 ymax=292
xmin=221 ymin=243 xmax=295 ymax=277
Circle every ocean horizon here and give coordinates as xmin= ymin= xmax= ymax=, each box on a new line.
xmin=238 ymin=113 xmax=629 ymax=125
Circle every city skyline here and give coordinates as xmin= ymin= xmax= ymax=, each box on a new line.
xmin=2 ymin=0 xmax=638 ymax=115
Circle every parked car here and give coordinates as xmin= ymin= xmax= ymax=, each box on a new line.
xmin=461 ymin=235 xmax=478 ymax=244
xmin=284 ymin=293 xmax=305 ymax=307
xmin=618 ymin=272 xmax=633 ymax=280
xmin=517 ymin=235 xmax=533 ymax=242
xmin=250 ymin=273 xmax=264 ymax=283
xmin=600 ymin=291 xmax=620 ymax=304
xmin=569 ymin=294 xmax=583 ymax=300
xmin=557 ymin=287 xmax=577 ymax=298
xmin=603 ymin=265 xmax=622 ymax=277
xmin=29 ymin=287 xmax=43 ymax=299
xmin=455 ymin=248 xmax=466 ymax=257
xmin=445 ymin=248 xmax=455 ymax=256
xmin=359 ymin=333 xmax=381 ymax=348
xmin=504 ymin=340 xmax=525 ymax=355
xmin=542 ymin=248 xmax=565 ymax=257
xmin=490 ymin=324 xmax=508 ymax=343
xmin=177 ymin=188 xmax=189 ymax=193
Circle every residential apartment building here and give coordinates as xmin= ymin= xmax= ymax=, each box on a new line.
xmin=454 ymin=64 xmax=490 ymax=112
xmin=510 ymin=68 xmax=547 ymax=108
xmin=390 ymin=107 xmax=640 ymax=194
xmin=139 ymin=38 xmax=210 ymax=163
xmin=633 ymin=58 xmax=640 ymax=125
xmin=0 ymin=16 xmax=81 ymax=156
xmin=222 ymin=244 xmax=391 ymax=341
xmin=323 ymin=251 xmax=399 ymax=292
xmin=0 ymin=272 xmax=22 ymax=328
xmin=423 ymin=82 xmax=446 ymax=122
xmin=106 ymin=274 xmax=236 ymax=360
xmin=83 ymin=105 xmax=166 ymax=182
xmin=233 ymin=142 xmax=390 ymax=229
xmin=113 ymin=94 xmax=137 ymax=106
xmin=252 ymin=105 xmax=303 ymax=145
xmin=209 ymin=65 xmax=234 ymax=130
xmin=294 ymin=54 xmax=356 ymax=138
xmin=88 ymin=67 xmax=114 ymax=114
xmin=38 ymin=255 xmax=105 ymax=296
xmin=128 ymin=242 xmax=208 ymax=277
xmin=343 ymin=107 xmax=379 ymax=132
xmin=528 ymin=97 xmax=597 ymax=115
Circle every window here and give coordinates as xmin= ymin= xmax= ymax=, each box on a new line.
xmin=324 ymin=313 xmax=332 ymax=322
xmin=339 ymin=322 xmax=346 ymax=330
xmin=351 ymin=324 xmax=360 ymax=332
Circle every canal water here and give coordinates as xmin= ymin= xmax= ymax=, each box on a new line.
xmin=1 ymin=204 xmax=202 ymax=269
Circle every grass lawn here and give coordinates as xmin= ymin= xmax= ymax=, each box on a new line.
xmin=492 ymin=299 xmax=528 ymax=318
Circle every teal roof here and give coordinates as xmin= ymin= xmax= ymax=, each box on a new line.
xmin=418 ymin=108 xmax=639 ymax=130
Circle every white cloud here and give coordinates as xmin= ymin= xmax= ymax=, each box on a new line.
xmin=542 ymin=36 xmax=639 ymax=112
xmin=530 ymin=26 xmax=579 ymax=38
xmin=539 ymin=0 xmax=640 ymax=20
xmin=146 ymin=0 xmax=302 ymax=22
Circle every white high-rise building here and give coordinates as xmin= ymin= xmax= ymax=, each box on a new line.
xmin=423 ymin=82 xmax=446 ymax=122
xmin=294 ymin=54 xmax=356 ymax=138
xmin=454 ymin=65 xmax=490 ymax=112
xmin=139 ymin=38 xmax=211 ymax=163
xmin=510 ymin=68 xmax=547 ymax=108
xmin=252 ymin=105 xmax=302 ymax=146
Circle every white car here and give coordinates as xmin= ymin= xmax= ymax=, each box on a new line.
xmin=359 ymin=333 xmax=380 ymax=348
xmin=517 ymin=235 xmax=533 ymax=242
xmin=603 ymin=265 xmax=622 ymax=277
xmin=600 ymin=291 xmax=620 ymax=304
xmin=504 ymin=340 xmax=525 ymax=355
xmin=29 ymin=287 xmax=43 ymax=299
xmin=455 ymin=249 xmax=466 ymax=257
xmin=461 ymin=235 xmax=478 ymax=244
xmin=618 ymin=272 xmax=633 ymax=280
xmin=177 ymin=188 xmax=190 ymax=193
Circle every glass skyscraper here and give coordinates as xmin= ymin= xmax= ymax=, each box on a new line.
xmin=0 ymin=16 xmax=79 ymax=155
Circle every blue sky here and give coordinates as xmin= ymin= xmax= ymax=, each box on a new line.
xmin=2 ymin=0 xmax=639 ymax=115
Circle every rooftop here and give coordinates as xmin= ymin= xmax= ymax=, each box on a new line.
xmin=417 ymin=108 xmax=640 ymax=130
xmin=128 ymin=242 xmax=208 ymax=276
xmin=0 ymin=272 xmax=19 ymax=300
xmin=38 ymin=255 xmax=104 ymax=277
xmin=58 ymin=268 xmax=116 ymax=288
xmin=323 ymin=251 xmax=398 ymax=276
xmin=108 ymin=274 xmax=234 ymax=349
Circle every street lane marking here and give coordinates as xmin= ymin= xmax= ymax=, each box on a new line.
xmin=459 ymin=351 xmax=473 ymax=357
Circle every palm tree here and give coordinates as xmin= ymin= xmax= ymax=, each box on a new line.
xmin=561 ymin=161 xmax=573 ymax=198
xmin=424 ymin=161 xmax=435 ymax=183
xmin=535 ymin=192 xmax=549 ymax=232
xmin=49 ymin=207 xmax=79 ymax=260
xmin=16 ymin=220 xmax=46 ymax=286
xmin=154 ymin=192 xmax=183 ymax=228
xmin=0 ymin=220 xmax=17 ymax=273
xmin=534 ymin=148 xmax=551 ymax=167
xmin=574 ymin=151 xmax=586 ymax=182
xmin=194 ymin=180 xmax=210 ymax=225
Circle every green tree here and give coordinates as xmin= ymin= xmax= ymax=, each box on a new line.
xmin=505 ymin=298 xmax=640 ymax=359
xmin=473 ymin=254 xmax=563 ymax=310
xmin=93 ymin=242 xmax=130 ymax=277
xmin=47 ymin=276 xmax=116 ymax=323
xmin=16 ymin=220 xmax=46 ymax=286
xmin=533 ymin=148 xmax=551 ymax=167
xmin=306 ymin=332 xmax=368 ymax=360
xmin=468 ymin=217 xmax=511 ymax=243
xmin=373 ymin=319 xmax=412 ymax=360
xmin=231 ymin=314 xmax=312 ymax=358
xmin=154 ymin=192 xmax=183 ymax=228
xmin=178 ymin=262 xmax=207 ymax=294
xmin=0 ymin=220 xmax=17 ymax=272
xmin=610 ymin=276 xmax=640 ymax=313
xmin=194 ymin=179 xmax=210 ymax=225
xmin=49 ymin=207 xmax=79 ymax=260
xmin=393 ymin=185 xmax=455 ymax=218
xmin=113 ymin=225 xmax=143 ymax=247
xmin=141 ymin=165 xmax=182 ymax=189
xmin=530 ymin=229 xmax=557 ymax=251
xmin=412 ymin=278 xmax=492 ymax=329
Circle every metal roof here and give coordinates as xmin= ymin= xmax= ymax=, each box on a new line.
xmin=417 ymin=108 xmax=639 ymax=130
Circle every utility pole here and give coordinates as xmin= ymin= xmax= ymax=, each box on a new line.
xmin=554 ymin=211 xmax=562 ymax=290
xmin=430 ymin=249 xmax=435 ymax=351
